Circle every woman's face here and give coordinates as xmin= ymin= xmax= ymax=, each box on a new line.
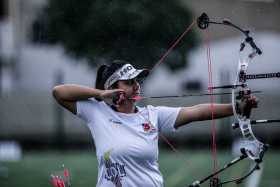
xmin=116 ymin=78 xmax=141 ymax=98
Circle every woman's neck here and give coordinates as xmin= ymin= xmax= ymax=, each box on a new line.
xmin=115 ymin=101 xmax=137 ymax=113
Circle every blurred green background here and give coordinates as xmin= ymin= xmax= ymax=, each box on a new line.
xmin=0 ymin=149 xmax=279 ymax=187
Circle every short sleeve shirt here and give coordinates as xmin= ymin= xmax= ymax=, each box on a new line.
xmin=77 ymin=98 xmax=181 ymax=187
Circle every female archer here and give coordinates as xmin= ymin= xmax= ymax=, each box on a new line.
xmin=52 ymin=60 xmax=256 ymax=187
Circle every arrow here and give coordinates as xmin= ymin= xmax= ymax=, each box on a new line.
xmin=130 ymin=91 xmax=262 ymax=101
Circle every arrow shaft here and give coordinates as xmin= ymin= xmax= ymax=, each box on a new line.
xmin=136 ymin=91 xmax=261 ymax=100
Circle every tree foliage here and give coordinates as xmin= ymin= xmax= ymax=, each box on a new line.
xmin=36 ymin=0 xmax=199 ymax=70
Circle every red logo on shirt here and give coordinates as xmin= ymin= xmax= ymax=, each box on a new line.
xmin=142 ymin=123 xmax=151 ymax=132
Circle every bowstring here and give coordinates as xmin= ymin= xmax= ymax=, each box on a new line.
xmin=204 ymin=28 xmax=219 ymax=177
xmin=150 ymin=20 xmax=197 ymax=73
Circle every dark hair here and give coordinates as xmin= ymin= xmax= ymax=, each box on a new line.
xmin=95 ymin=60 xmax=128 ymax=90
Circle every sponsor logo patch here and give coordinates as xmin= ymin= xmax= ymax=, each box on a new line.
xmin=142 ymin=123 xmax=156 ymax=133
xmin=101 ymin=149 xmax=126 ymax=187
xmin=109 ymin=119 xmax=122 ymax=125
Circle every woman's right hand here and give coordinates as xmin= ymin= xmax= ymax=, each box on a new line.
xmin=99 ymin=89 xmax=126 ymax=107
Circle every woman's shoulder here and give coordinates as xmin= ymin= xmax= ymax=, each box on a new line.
xmin=139 ymin=105 xmax=159 ymax=113
xmin=145 ymin=105 xmax=181 ymax=114
xmin=145 ymin=105 xmax=168 ymax=110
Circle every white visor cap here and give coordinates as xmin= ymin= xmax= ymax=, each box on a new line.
xmin=104 ymin=64 xmax=149 ymax=89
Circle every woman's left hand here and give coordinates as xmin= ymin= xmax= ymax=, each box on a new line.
xmin=236 ymin=95 xmax=258 ymax=118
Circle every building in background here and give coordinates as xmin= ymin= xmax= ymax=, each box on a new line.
xmin=0 ymin=0 xmax=95 ymax=146
xmin=0 ymin=0 xmax=94 ymax=95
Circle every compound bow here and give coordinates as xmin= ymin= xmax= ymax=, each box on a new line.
xmin=188 ymin=13 xmax=280 ymax=187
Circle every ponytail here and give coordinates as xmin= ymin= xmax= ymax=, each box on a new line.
xmin=95 ymin=64 xmax=108 ymax=90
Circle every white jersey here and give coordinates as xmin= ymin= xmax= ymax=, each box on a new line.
xmin=77 ymin=98 xmax=181 ymax=187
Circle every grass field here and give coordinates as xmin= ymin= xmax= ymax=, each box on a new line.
xmin=0 ymin=149 xmax=279 ymax=187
